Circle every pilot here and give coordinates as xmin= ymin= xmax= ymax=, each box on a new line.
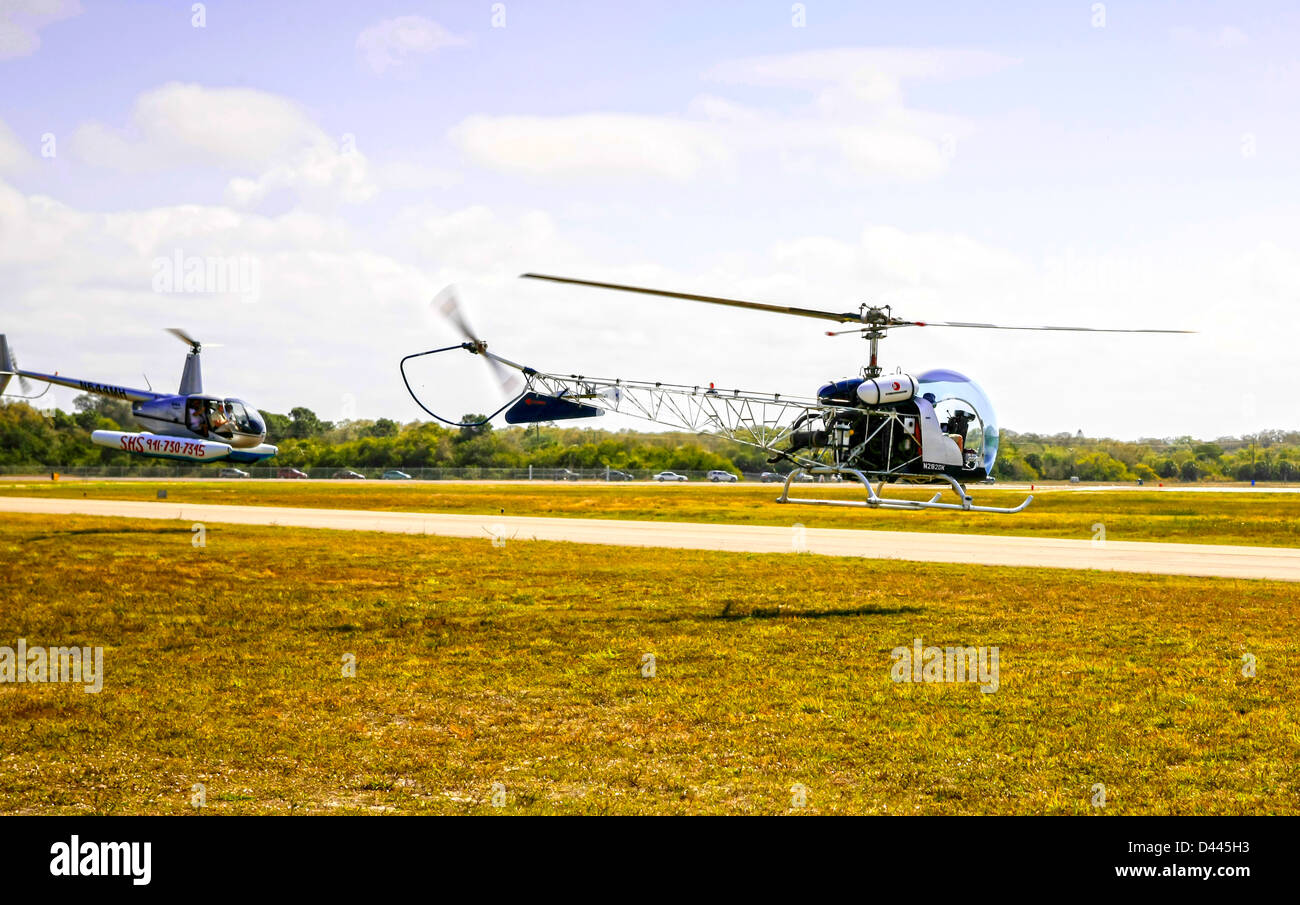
xmin=207 ymin=400 xmax=230 ymax=434
xmin=947 ymin=409 xmax=974 ymax=448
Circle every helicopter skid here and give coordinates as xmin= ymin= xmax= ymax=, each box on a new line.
xmin=776 ymin=467 xmax=1033 ymax=514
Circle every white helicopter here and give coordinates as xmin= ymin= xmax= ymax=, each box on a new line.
xmin=403 ymin=277 xmax=1191 ymax=514
xmin=0 ymin=329 xmax=277 ymax=464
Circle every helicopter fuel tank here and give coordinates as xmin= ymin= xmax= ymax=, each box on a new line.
xmin=856 ymin=374 xmax=915 ymax=405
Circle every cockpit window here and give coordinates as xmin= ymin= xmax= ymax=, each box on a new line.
xmin=915 ymin=370 xmax=1000 ymax=473
xmin=223 ymin=398 xmax=265 ymax=435
xmin=205 ymin=399 xmax=232 ymax=437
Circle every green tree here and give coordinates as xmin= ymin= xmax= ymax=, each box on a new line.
xmin=367 ymin=418 xmax=399 ymax=438
xmin=288 ymin=407 xmax=331 ymax=439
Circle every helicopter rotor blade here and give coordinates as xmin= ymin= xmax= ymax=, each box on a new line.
xmin=432 ymin=285 xmax=522 ymax=395
xmin=165 ymin=327 xmax=202 ymax=348
xmin=11 ymin=351 xmax=32 ymax=395
xmin=521 ymin=273 xmax=863 ymax=324
xmin=911 ymin=320 xmax=1195 ymax=333
xmin=522 ymin=273 xmax=1195 ymax=335
xmin=827 ymin=321 xmax=1195 ymax=335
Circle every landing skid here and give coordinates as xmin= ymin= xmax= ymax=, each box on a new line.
xmin=776 ymin=467 xmax=1033 ymax=513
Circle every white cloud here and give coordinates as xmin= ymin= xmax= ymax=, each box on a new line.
xmin=70 ymin=83 xmax=377 ymax=206
xmin=774 ymin=225 xmax=1030 ymax=292
xmin=0 ymin=115 xmax=33 ymax=173
xmin=1170 ymin=25 xmax=1249 ymax=49
xmin=705 ymin=47 xmax=1019 ymax=99
xmin=450 ymin=47 xmax=1013 ymax=184
xmin=0 ymin=0 xmax=79 ymax=59
xmin=356 ymin=16 xmax=466 ymax=74
xmin=72 ymin=83 xmax=327 ymax=171
xmin=451 ymin=113 xmax=731 ymax=182
xmin=225 ymin=143 xmax=376 ymax=207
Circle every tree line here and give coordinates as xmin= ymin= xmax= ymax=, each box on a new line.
xmin=2 ymin=396 xmax=1299 ymax=481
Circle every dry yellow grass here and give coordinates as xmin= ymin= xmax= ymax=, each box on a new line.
xmin=0 ymin=512 xmax=1296 ymax=815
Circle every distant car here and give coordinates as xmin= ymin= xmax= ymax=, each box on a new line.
xmin=553 ymin=468 xmax=580 ymax=481
xmin=605 ymin=470 xmax=635 ymax=481
xmin=381 ymin=470 xmax=412 ymax=480
xmin=707 ymin=470 xmax=738 ymax=483
xmin=333 ymin=469 xmax=365 ymax=480
xmin=218 ymin=467 xmax=250 ymax=478
xmin=653 ymin=471 xmax=688 ymax=482
xmin=1069 ymin=476 xmax=1081 ymax=484
xmin=278 ymin=467 xmax=309 ymax=479
xmin=759 ymin=470 xmax=810 ymax=482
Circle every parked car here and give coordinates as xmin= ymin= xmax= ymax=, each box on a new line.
xmin=553 ymin=468 xmax=580 ymax=481
xmin=381 ymin=470 xmax=412 ymax=480
xmin=333 ymin=469 xmax=366 ymax=480
xmin=653 ymin=471 xmax=688 ymax=482
xmin=605 ymin=470 xmax=635 ymax=481
xmin=218 ymin=467 xmax=250 ymax=478
xmin=278 ymin=467 xmax=309 ymax=479
xmin=707 ymin=469 xmax=738 ymax=483
xmin=759 ymin=471 xmax=811 ymax=483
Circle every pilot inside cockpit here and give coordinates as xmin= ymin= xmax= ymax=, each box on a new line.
xmin=207 ymin=399 xmax=231 ymax=435
xmin=944 ymin=409 xmax=975 ymax=451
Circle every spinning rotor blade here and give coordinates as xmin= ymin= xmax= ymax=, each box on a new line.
xmin=826 ymin=320 xmax=1196 ymax=335
xmin=165 ymin=328 xmax=223 ymax=350
xmin=521 ymin=273 xmax=863 ymax=324
xmin=432 ymin=285 xmax=522 ymax=395
xmin=522 ymin=273 xmax=1195 ymax=335
xmin=166 ymin=327 xmax=200 ymax=348
xmin=11 ymin=353 xmax=32 ymax=396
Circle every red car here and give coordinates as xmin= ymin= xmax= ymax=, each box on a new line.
xmin=278 ymin=467 xmax=309 ymax=479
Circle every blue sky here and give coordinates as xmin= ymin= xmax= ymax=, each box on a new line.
xmin=1 ymin=1 xmax=1297 ymax=437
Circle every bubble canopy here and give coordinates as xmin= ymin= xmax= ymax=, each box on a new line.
xmin=914 ymin=369 xmax=999 ymax=473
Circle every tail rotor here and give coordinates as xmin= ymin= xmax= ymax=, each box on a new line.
xmin=0 ymin=335 xmax=39 ymax=398
xmin=432 ymin=285 xmax=522 ymax=396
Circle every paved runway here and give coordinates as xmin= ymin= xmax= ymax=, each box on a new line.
xmin=2 ymin=495 xmax=1297 ymax=581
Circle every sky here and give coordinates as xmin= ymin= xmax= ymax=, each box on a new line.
xmin=1 ymin=0 xmax=1297 ymax=440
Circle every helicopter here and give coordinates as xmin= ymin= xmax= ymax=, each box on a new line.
xmin=0 ymin=329 xmax=277 ymax=464
xmin=401 ymin=276 xmax=1192 ymax=513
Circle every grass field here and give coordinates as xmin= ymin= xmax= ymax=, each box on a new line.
xmin=1 ymin=512 xmax=1296 ymax=815
xmin=3 ymin=480 xmax=1299 ymax=548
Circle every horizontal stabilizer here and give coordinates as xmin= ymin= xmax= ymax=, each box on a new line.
xmin=505 ymin=392 xmax=604 ymax=424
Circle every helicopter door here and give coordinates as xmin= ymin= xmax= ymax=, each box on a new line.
xmin=914 ymin=396 xmax=963 ymax=468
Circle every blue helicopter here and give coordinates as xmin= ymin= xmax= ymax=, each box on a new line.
xmin=1 ymin=328 xmax=277 ymax=464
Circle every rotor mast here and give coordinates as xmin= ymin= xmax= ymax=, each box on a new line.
xmin=859 ymin=305 xmax=891 ymax=378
